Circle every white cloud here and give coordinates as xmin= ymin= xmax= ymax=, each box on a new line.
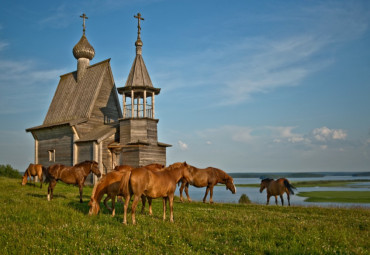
xmin=206 ymin=141 xmax=212 ymax=145
xmin=178 ymin=140 xmax=188 ymax=150
xmin=268 ymin=126 xmax=308 ymax=144
xmin=312 ymin=127 xmax=347 ymax=142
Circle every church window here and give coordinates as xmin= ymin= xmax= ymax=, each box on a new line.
xmin=48 ymin=149 xmax=55 ymax=162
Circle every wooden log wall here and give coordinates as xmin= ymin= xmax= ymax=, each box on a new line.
xmin=34 ymin=126 xmax=73 ymax=167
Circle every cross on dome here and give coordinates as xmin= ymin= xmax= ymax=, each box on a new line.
xmin=80 ymin=13 xmax=88 ymax=34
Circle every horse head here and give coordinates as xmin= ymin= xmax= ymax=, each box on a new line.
xmin=90 ymin=161 xmax=101 ymax=178
xmin=21 ymin=174 xmax=28 ymax=185
xmin=181 ymin=162 xmax=193 ymax=183
xmin=88 ymin=198 xmax=100 ymax=216
xmin=260 ymin=178 xmax=273 ymax=193
xmin=225 ymin=177 xmax=236 ymax=194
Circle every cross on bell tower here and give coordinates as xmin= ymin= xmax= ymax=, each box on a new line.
xmin=117 ymin=12 xmax=171 ymax=167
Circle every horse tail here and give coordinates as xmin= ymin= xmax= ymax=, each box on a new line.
xmin=284 ymin=179 xmax=296 ymax=195
xmin=119 ymin=170 xmax=132 ymax=196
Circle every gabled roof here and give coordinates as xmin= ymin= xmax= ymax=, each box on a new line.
xmin=43 ymin=59 xmax=116 ymax=125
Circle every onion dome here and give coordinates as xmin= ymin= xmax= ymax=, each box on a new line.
xmin=73 ymin=34 xmax=95 ymax=60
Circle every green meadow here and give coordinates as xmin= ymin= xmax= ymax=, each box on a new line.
xmin=1 ymin=176 xmax=369 ymax=254
xmin=297 ymin=191 xmax=370 ymax=203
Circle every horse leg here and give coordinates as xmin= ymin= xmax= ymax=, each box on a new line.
xmin=123 ymin=194 xmax=130 ymax=225
xmin=48 ymin=180 xmax=57 ymax=201
xmin=266 ymin=194 xmax=270 ymax=205
xmin=104 ymin=195 xmax=112 ymax=211
xmin=131 ymin=195 xmax=140 ymax=225
xmin=280 ymin=195 xmax=284 ymax=206
xmin=163 ymin=197 xmax=168 ymax=221
xmin=38 ymin=173 xmax=43 ymax=189
xmin=79 ymin=184 xmax=83 ymax=203
xmin=111 ymin=196 xmax=116 ymax=217
xmin=203 ymin=187 xmax=210 ymax=203
xmin=185 ymin=183 xmax=192 ymax=202
xmin=148 ymin=197 xmax=153 ymax=216
xmin=169 ymin=194 xmax=174 ymax=223
xmin=179 ymin=182 xmax=185 ymax=202
xmin=287 ymin=193 xmax=291 ymax=206
xmin=141 ymin=195 xmax=146 ymax=214
xmin=209 ymin=186 xmax=214 ymax=204
xmin=275 ymin=196 xmax=278 ymax=205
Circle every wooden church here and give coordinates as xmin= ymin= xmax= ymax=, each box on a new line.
xmin=26 ymin=13 xmax=170 ymax=184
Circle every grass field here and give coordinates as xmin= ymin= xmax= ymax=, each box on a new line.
xmin=1 ymin=177 xmax=369 ymax=254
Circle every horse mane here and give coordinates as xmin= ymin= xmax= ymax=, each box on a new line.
xmin=211 ymin=167 xmax=230 ymax=181
xmin=91 ymin=174 xmax=107 ymax=198
xmin=262 ymin=178 xmax=274 ymax=182
xmin=166 ymin=162 xmax=184 ymax=170
xmin=75 ymin=160 xmax=97 ymax=167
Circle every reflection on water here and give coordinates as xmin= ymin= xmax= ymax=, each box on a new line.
xmin=175 ymin=176 xmax=370 ymax=208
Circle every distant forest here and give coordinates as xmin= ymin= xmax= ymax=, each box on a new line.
xmin=229 ymin=172 xmax=370 ymax=179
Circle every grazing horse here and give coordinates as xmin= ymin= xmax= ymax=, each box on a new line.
xmin=22 ymin=163 xmax=45 ymax=188
xmin=45 ymin=160 xmax=101 ymax=203
xmin=88 ymin=170 xmax=131 ymax=216
xmin=179 ymin=166 xmax=236 ymax=203
xmin=259 ymin=178 xmax=296 ymax=206
xmin=88 ymin=163 xmax=164 ymax=216
xmin=120 ymin=162 xmax=191 ymax=225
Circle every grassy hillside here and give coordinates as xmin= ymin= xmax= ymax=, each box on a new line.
xmin=0 ymin=177 xmax=369 ymax=254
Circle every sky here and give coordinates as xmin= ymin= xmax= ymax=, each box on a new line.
xmin=0 ymin=0 xmax=370 ymax=173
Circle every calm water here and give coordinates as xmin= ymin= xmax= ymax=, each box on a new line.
xmin=175 ymin=176 xmax=370 ymax=208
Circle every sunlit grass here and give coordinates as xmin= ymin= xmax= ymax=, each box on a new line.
xmin=1 ymin=177 xmax=369 ymax=254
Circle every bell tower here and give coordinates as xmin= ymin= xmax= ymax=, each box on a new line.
xmin=117 ymin=13 xmax=171 ymax=167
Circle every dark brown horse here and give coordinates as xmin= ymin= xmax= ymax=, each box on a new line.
xmin=22 ymin=163 xmax=45 ymax=188
xmin=179 ymin=165 xmax=236 ymax=203
xmin=89 ymin=163 xmax=164 ymax=216
xmin=260 ymin=178 xmax=296 ymax=206
xmin=120 ymin=162 xmax=191 ymax=225
xmin=45 ymin=160 xmax=101 ymax=203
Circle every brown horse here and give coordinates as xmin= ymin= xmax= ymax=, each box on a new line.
xmin=89 ymin=163 xmax=164 ymax=216
xmin=259 ymin=178 xmax=296 ymax=206
xmin=22 ymin=163 xmax=45 ymax=188
xmin=88 ymin=170 xmax=131 ymax=216
xmin=179 ymin=165 xmax=236 ymax=203
xmin=120 ymin=162 xmax=191 ymax=225
xmin=45 ymin=160 xmax=101 ymax=203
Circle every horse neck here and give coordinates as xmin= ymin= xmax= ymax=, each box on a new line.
xmin=167 ymin=166 xmax=185 ymax=183
xmin=92 ymin=182 xmax=106 ymax=203
xmin=81 ymin=163 xmax=93 ymax=177
xmin=212 ymin=168 xmax=227 ymax=184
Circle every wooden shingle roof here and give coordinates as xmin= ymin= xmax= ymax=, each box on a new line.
xmin=43 ymin=59 xmax=112 ymax=125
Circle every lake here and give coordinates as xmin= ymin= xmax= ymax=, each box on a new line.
xmin=174 ymin=175 xmax=370 ymax=208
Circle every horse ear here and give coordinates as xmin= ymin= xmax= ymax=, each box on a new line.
xmin=184 ymin=161 xmax=188 ymax=166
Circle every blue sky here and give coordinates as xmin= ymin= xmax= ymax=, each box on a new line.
xmin=1 ymin=0 xmax=369 ymax=173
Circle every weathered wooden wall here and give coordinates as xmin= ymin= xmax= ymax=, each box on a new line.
xmin=34 ymin=126 xmax=73 ymax=167
xmin=119 ymin=118 xmax=159 ymax=145
xmin=121 ymin=144 xmax=166 ymax=168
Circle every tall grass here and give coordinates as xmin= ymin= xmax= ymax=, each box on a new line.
xmin=0 ymin=176 xmax=369 ymax=254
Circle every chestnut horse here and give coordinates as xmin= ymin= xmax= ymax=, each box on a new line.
xmin=259 ymin=178 xmax=296 ymax=206
xmin=45 ymin=160 xmax=101 ymax=203
xmin=22 ymin=163 xmax=45 ymax=188
xmin=89 ymin=163 xmax=164 ymax=216
xmin=120 ymin=162 xmax=191 ymax=225
xmin=179 ymin=165 xmax=236 ymax=203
